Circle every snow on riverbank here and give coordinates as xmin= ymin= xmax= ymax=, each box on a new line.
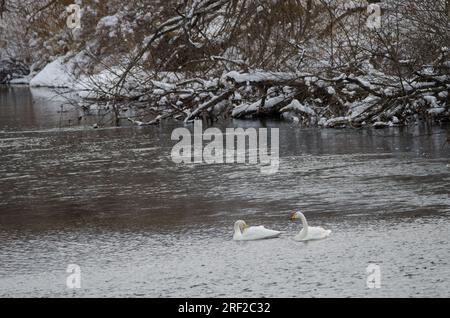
xmin=26 ymin=56 xmax=134 ymax=100
xmin=9 ymin=55 xmax=450 ymax=129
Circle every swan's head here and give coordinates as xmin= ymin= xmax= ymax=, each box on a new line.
xmin=290 ymin=211 xmax=304 ymax=221
xmin=234 ymin=220 xmax=248 ymax=234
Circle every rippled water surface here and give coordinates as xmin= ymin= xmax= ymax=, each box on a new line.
xmin=0 ymin=86 xmax=449 ymax=297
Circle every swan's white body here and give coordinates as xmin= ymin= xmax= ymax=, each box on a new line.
xmin=233 ymin=220 xmax=281 ymax=241
xmin=292 ymin=212 xmax=331 ymax=241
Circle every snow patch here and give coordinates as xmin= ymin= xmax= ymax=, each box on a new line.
xmin=29 ymin=58 xmax=75 ymax=88
xmin=281 ymin=99 xmax=316 ymax=116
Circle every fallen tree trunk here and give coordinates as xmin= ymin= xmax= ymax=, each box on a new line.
xmin=185 ymin=89 xmax=234 ymax=122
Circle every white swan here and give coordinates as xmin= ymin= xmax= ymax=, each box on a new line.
xmin=233 ymin=220 xmax=281 ymax=241
xmin=290 ymin=212 xmax=331 ymax=241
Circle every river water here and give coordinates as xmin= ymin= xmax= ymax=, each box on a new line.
xmin=0 ymin=85 xmax=449 ymax=297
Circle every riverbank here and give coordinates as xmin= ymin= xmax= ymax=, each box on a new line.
xmin=2 ymin=55 xmax=449 ymax=130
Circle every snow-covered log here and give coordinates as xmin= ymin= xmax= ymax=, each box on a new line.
xmin=280 ymin=100 xmax=316 ymax=117
xmin=185 ymin=89 xmax=234 ymax=122
xmin=232 ymin=95 xmax=294 ymax=119
xmin=223 ymin=71 xmax=308 ymax=88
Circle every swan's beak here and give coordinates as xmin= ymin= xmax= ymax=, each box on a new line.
xmin=291 ymin=212 xmax=300 ymax=221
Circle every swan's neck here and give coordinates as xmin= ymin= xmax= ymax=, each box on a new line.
xmin=298 ymin=213 xmax=309 ymax=239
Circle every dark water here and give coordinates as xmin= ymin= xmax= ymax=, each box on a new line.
xmin=0 ymin=85 xmax=449 ymax=297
